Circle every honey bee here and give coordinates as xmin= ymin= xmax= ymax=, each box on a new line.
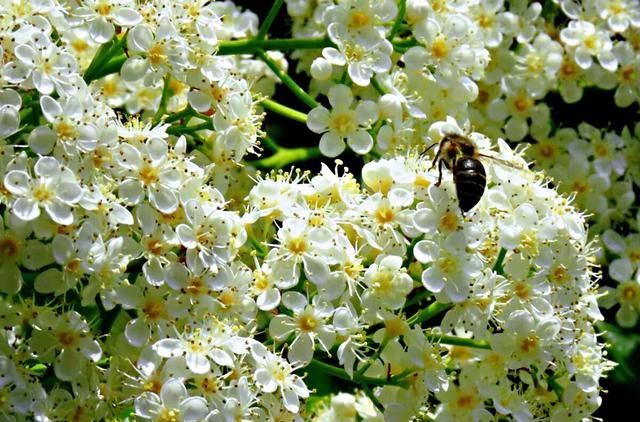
xmin=422 ymin=133 xmax=491 ymax=214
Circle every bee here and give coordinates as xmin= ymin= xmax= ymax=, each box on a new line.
xmin=422 ymin=133 xmax=489 ymax=214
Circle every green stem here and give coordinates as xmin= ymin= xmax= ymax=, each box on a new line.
xmin=307 ymin=359 xmax=410 ymax=388
xmin=166 ymin=121 xmax=213 ymax=136
xmin=407 ymin=301 xmax=451 ymax=326
xmin=427 ymin=334 xmax=491 ymax=349
xmin=388 ymin=0 xmax=407 ymax=40
xmin=83 ymin=33 xmax=128 ymax=83
xmin=371 ymin=77 xmax=386 ymax=95
xmin=153 ymin=74 xmax=173 ymax=125
xmin=260 ymin=135 xmax=281 ymax=152
xmin=217 ymin=37 xmax=333 ymax=55
xmin=257 ymin=0 xmax=285 ymax=40
xmin=256 ymin=49 xmax=319 ymax=109
xmin=355 ymin=337 xmax=390 ymax=378
xmin=261 ymin=98 xmax=308 ymax=123
xmin=249 ymin=145 xmax=321 ymax=169
xmin=492 ymin=248 xmax=507 ymax=275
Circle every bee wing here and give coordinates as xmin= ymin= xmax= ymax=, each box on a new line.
xmin=477 ymin=152 xmax=527 ymax=171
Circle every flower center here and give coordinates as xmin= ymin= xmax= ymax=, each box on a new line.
xmin=349 ymin=11 xmax=371 ymax=28
xmin=139 ymin=164 xmax=159 ymax=186
xmin=431 ymin=37 xmax=449 ymax=59
xmin=287 ymin=237 xmax=307 ymax=254
xmin=0 ymin=238 xmax=20 ymax=258
xmin=331 ymin=112 xmax=356 ymax=137
xmin=33 ymin=183 xmax=53 ymax=202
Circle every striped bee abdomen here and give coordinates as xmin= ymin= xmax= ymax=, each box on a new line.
xmin=453 ymin=157 xmax=486 ymax=212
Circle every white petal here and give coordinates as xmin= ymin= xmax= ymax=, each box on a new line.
xmin=319 ymin=132 xmax=345 ymax=157
xmin=210 ymin=349 xmax=234 ymax=367
xmin=161 ymin=379 xmax=187 ymax=409
xmin=4 ymin=171 xmax=31 ymax=195
xmin=149 ymin=186 xmax=178 ymax=213
xmin=28 ymin=125 xmax=57 ymax=154
xmin=44 ymin=202 xmax=74 ymax=225
xmin=34 ymin=268 xmax=62 ymax=294
xmin=40 ymin=96 xmax=62 ymax=122
xmin=0 ymin=105 xmax=20 ymax=138
xmin=328 ymin=84 xmax=353 ymax=109
xmin=306 ymin=106 xmax=330 ymax=133
xmin=288 ymin=333 xmax=314 ymax=365
xmin=112 ymin=8 xmax=143 ymax=26
xmin=125 ymin=318 xmax=150 ymax=347
xmin=346 ymin=130 xmax=373 ymax=155
xmin=90 ymin=18 xmax=115 ymax=44
xmin=0 ymin=262 xmax=22 ymax=294
xmin=79 ymin=337 xmax=102 ymax=362
xmin=12 ymin=198 xmax=40 ymax=221
xmin=153 ymin=338 xmax=184 ymax=357
xmin=186 ymin=352 xmax=211 ymax=374
xmin=181 ymin=397 xmax=209 ymax=422
xmin=54 ymin=349 xmax=82 ymax=381
xmin=254 ymin=368 xmax=277 ymax=393
xmin=120 ymin=57 xmax=148 ymax=82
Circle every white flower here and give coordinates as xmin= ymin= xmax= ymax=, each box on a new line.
xmin=29 ymin=310 xmax=102 ymax=381
xmin=491 ymin=310 xmax=560 ymax=369
xmin=4 ymin=156 xmax=83 ymax=225
xmin=73 ymin=0 xmax=142 ymax=43
xmin=134 ymin=379 xmax=208 ymax=422
xmin=594 ymin=0 xmax=640 ymax=33
xmin=414 ymin=231 xmax=483 ymax=303
xmin=250 ymin=341 xmax=310 ymax=414
xmin=153 ymin=317 xmax=246 ymax=374
xmin=269 ymin=291 xmax=336 ymax=365
xmin=113 ymin=137 xmax=182 ymax=213
xmin=323 ymin=25 xmax=393 ymax=86
xmin=361 ymin=255 xmax=413 ymax=310
xmin=3 ymin=33 xmax=79 ymax=95
xmin=560 ymin=20 xmax=618 ymax=71
xmin=307 ymin=84 xmax=379 ymax=157
xmin=121 ymin=18 xmax=190 ymax=84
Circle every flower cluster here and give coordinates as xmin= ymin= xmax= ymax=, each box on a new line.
xmin=0 ymin=0 xmax=624 ymax=421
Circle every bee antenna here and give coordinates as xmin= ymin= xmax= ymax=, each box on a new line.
xmin=419 ymin=142 xmax=439 ymax=158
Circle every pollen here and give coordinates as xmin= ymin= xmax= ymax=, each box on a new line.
xmin=287 ymin=237 xmax=307 ymax=254
xmin=478 ymin=15 xmax=493 ymax=28
xmin=148 ymin=44 xmax=167 ymax=66
xmin=143 ymin=300 xmax=165 ymax=320
xmin=629 ymin=249 xmax=640 ymax=263
xmin=330 ymin=112 xmax=356 ymax=137
xmin=513 ymin=94 xmax=533 ymax=113
xmin=139 ymin=164 xmax=159 ymax=186
xmin=158 ymin=408 xmax=179 ymax=422
xmin=621 ymin=66 xmax=636 ymax=82
xmin=539 ymin=143 xmax=556 ymax=158
xmin=439 ymin=211 xmax=459 ymax=231
xmin=0 ymin=238 xmax=20 ymax=258
xmin=526 ymin=54 xmax=544 ymax=74
xmin=519 ymin=335 xmax=538 ymax=353
xmin=145 ymin=238 xmax=164 ymax=255
xmin=33 ymin=184 xmax=54 ymax=202
xmin=594 ymin=143 xmax=609 ymax=157
xmin=56 ymin=121 xmax=77 ymax=140
xmin=349 ymin=11 xmax=371 ymax=28
xmin=219 ymin=289 xmax=237 ymax=308
xmin=455 ymin=393 xmax=476 ymax=409
xmin=621 ymin=284 xmax=638 ymax=301
xmin=57 ymin=331 xmax=77 ymax=347
xmin=372 ymin=271 xmax=393 ymax=293
xmin=95 ymin=0 xmax=112 ymax=16
xmin=514 ymin=281 xmax=530 ymax=300
xmin=375 ymin=206 xmax=395 ymax=224
xmin=583 ymin=35 xmax=597 ymax=51
xmin=550 ymin=263 xmax=570 ymax=284
xmin=298 ymin=312 xmax=318 ymax=332
xmin=438 ymin=255 xmax=459 ymax=274
xmin=560 ymin=60 xmax=577 ymax=77
xmin=431 ymin=37 xmax=449 ymax=59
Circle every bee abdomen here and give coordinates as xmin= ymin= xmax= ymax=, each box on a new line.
xmin=454 ymin=158 xmax=486 ymax=212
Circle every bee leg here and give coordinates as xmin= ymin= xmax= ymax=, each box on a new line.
xmin=435 ymin=158 xmax=444 ymax=187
